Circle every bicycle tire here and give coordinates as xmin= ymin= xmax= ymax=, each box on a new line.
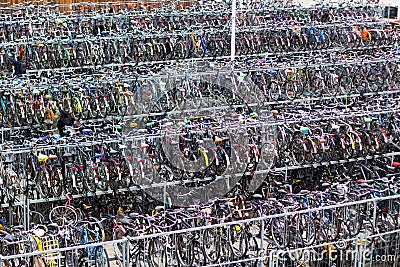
xmin=229 ymin=225 xmax=249 ymax=259
xmin=202 ymin=228 xmax=220 ymax=263
xmin=49 ymin=206 xmax=79 ymax=226
xmin=375 ymin=212 xmax=397 ymax=243
xmin=50 ymin=168 xmax=63 ymax=197
xmin=131 ymin=247 xmax=151 ymax=267
xmin=176 ymin=233 xmax=195 ymax=267
xmin=148 ymin=237 xmax=167 ymax=267
xmin=268 ymin=81 xmax=281 ymax=101
xmin=35 ymin=167 xmax=50 ymax=199
xmin=75 ymin=216 xmax=106 ymax=243
xmin=83 ymin=167 xmax=97 ymax=193
xmin=290 ymin=138 xmax=306 ymax=165
xmin=297 ymin=213 xmax=316 ymax=246
xmin=94 ymin=246 xmax=110 ymax=267
xmin=113 ymin=226 xmax=125 ymax=261
xmin=270 ymin=216 xmax=289 ymax=248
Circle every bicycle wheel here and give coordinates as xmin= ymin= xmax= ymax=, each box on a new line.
xmin=268 ymin=81 xmax=281 ymax=101
xmin=118 ymin=159 xmax=132 ymax=188
xmin=318 ymin=209 xmax=340 ymax=242
xmin=229 ymin=225 xmax=249 ymax=259
xmin=35 ymin=168 xmax=50 ymax=198
xmin=49 ymin=206 xmax=78 ymax=226
xmin=176 ymin=233 xmax=194 ymax=267
xmin=296 ymin=213 xmax=316 ymax=246
xmin=83 ymin=167 xmax=97 ymax=193
xmin=97 ymin=166 xmax=109 ymax=191
xmin=51 ymin=168 xmax=63 ymax=197
xmin=260 ymin=143 xmax=275 ymax=169
xmin=63 ymin=168 xmax=75 ymax=195
xmin=268 ymin=37 xmax=279 ymax=53
xmin=108 ymin=167 xmax=120 ymax=191
xmin=148 ymin=237 xmax=167 ymax=267
xmin=290 ymin=34 xmax=302 ymax=52
xmin=202 ymin=228 xmax=220 ymax=263
xmin=290 ymin=138 xmax=306 ymax=165
xmin=322 ymin=33 xmax=331 ymax=49
xmin=375 ymin=212 xmax=397 ymax=243
xmin=344 ymin=206 xmax=363 ymax=237
xmin=182 ymin=240 xmax=203 ymax=266
xmin=270 ymin=216 xmax=289 ymax=248
xmin=246 ymin=229 xmax=259 ymax=265
xmin=285 ymin=80 xmax=298 ymax=100
xmin=76 ymin=217 xmax=106 ymax=243
xmin=31 ymin=255 xmax=46 ymax=267
xmin=113 ymin=226 xmax=125 ymax=261
xmin=78 ymin=247 xmax=110 ymax=267
xmin=132 ymin=248 xmax=151 ymax=266
xmin=94 ymin=246 xmax=110 ymax=267
xmin=65 ymin=249 xmax=79 ymax=267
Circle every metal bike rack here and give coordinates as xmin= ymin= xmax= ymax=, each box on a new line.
xmin=1 ymin=195 xmax=399 ymax=267
xmin=0 ymin=2 xmax=398 ymax=265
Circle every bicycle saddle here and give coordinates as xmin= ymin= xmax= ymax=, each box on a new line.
xmin=119 ymin=218 xmax=132 ymax=225
xmin=48 ymin=154 xmax=58 ymax=160
xmin=385 ymin=173 xmax=397 ymax=178
xmin=3 ymin=234 xmax=15 ymax=242
xmin=109 ymin=149 xmax=119 ymax=154
xmin=63 ymin=152 xmax=73 ymax=158
xmin=252 ymin=194 xmax=263 ymax=199
xmin=321 ymin=182 xmax=330 ymax=187
xmin=4 ymin=158 xmax=13 ymax=164
xmin=94 ymin=153 xmax=103 ymax=159
xmin=82 ymin=204 xmax=92 ymax=210
xmin=38 ymin=154 xmax=49 ymax=162
xmin=298 ymin=189 xmax=310 ymax=195
xmin=82 ymin=129 xmax=92 ymax=135
xmin=392 ymin=162 xmax=400 ymax=167
xmin=47 ymin=223 xmax=59 ymax=231
xmin=129 ymin=212 xmax=139 ymax=219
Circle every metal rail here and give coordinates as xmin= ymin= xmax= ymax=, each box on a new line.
xmin=1 ymin=194 xmax=399 ymax=267
xmin=20 ymin=44 xmax=399 ymax=75
xmin=0 ymin=18 xmax=391 ymax=48
xmin=2 ymin=150 xmax=400 ymax=209
xmin=1 ymin=105 xmax=399 ymax=155
xmin=0 ymin=86 xmax=398 ymax=136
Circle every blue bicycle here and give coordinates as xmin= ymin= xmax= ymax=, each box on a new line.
xmin=73 ymin=219 xmax=110 ymax=267
xmin=305 ymin=24 xmax=330 ymax=49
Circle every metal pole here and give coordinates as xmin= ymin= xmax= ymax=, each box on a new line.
xmin=353 ymin=239 xmax=358 ymax=267
xmin=269 ymin=249 xmax=273 ymax=267
xmin=163 ymin=175 xmax=167 ymax=209
xmin=24 ymin=198 xmax=29 ymax=230
xmin=259 ymin=219 xmax=264 ymax=267
xmin=372 ymin=199 xmax=377 ymax=230
xmin=359 ymin=237 xmax=364 ymax=267
xmin=121 ymin=239 xmax=126 ymax=267
xmin=398 ymin=5 xmax=400 ymax=20
xmin=285 ymin=165 xmax=288 ymax=183
xmin=395 ymin=238 xmax=400 ymax=267
xmin=8 ymin=203 xmax=12 ymax=227
xmin=125 ymin=239 xmax=130 ymax=267
xmin=231 ymin=0 xmax=237 ymax=62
